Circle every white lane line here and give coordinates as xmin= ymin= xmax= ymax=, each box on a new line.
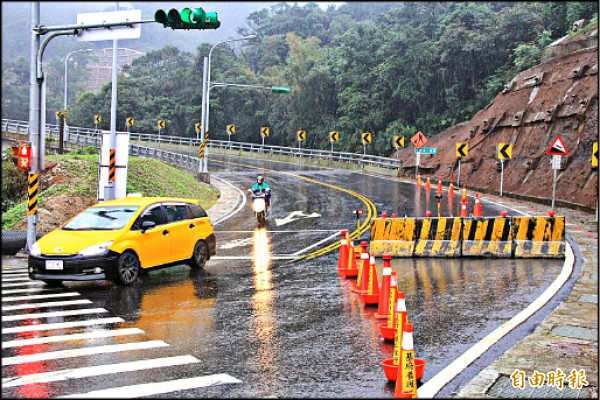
xmin=2 ymin=328 xmax=145 ymax=349
xmin=2 ymin=292 xmax=81 ymax=303
xmin=2 ymin=281 xmax=46 ymax=288
xmin=2 ymin=274 xmax=31 ymax=281
xmin=212 ymin=255 xmax=297 ymax=260
xmin=418 ymin=242 xmax=575 ymax=398
xmin=293 ymin=231 xmax=340 ymax=256
xmin=2 ymin=340 xmax=169 ymax=366
xmin=210 ymin=175 xmax=246 ymax=225
xmin=57 ymin=373 xmax=242 ymax=398
xmin=2 ymin=317 xmax=124 ymax=334
xmin=2 ymin=299 xmax=93 ymax=311
xmin=2 ymin=308 xmax=108 ymax=322
xmin=2 ymin=287 xmax=63 ymax=295
xmin=2 ymin=355 xmax=200 ymax=388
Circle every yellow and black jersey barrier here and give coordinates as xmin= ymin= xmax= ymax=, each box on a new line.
xmin=370 ymin=215 xmax=565 ymax=258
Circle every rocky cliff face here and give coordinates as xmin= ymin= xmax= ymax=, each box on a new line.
xmin=397 ymin=28 xmax=598 ymax=211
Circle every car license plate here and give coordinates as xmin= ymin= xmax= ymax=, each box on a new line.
xmin=46 ymin=260 xmax=63 ymax=270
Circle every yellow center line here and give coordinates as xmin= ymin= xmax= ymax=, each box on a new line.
xmin=215 ymin=160 xmax=377 ymax=260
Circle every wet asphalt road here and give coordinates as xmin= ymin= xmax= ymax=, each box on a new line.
xmin=1 ymin=154 xmax=564 ymax=398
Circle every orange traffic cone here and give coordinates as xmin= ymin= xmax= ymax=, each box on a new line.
xmin=345 ymin=239 xmax=359 ymax=278
xmin=351 ymin=241 xmax=370 ymax=294
xmin=473 ymin=192 xmax=483 ymax=217
xmin=416 ymin=173 xmax=422 ymax=187
xmin=461 ymin=184 xmax=468 ymax=203
xmin=392 ymin=213 xmax=397 ymax=218
xmin=374 ymin=254 xmax=392 ymax=319
xmin=425 ymin=175 xmax=431 ymax=191
xmin=394 ymin=323 xmax=418 ymax=398
xmin=460 ymin=199 xmax=468 ymax=217
xmin=436 ymin=177 xmax=443 ymax=196
xmin=380 ymin=292 xmax=408 ymax=381
xmin=379 ymin=287 xmax=404 ymax=341
xmin=336 ymin=230 xmax=349 ymax=272
xmin=382 ymin=211 xmax=388 ymax=218
xmin=448 ymin=180 xmax=455 ymax=198
xmin=361 ymin=255 xmax=380 ymax=305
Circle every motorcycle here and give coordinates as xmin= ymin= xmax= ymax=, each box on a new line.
xmin=249 ymin=188 xmax=271 ymax=226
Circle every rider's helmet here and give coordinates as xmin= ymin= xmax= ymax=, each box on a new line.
xmin=257 ymin=175 xmax=264 ymax=184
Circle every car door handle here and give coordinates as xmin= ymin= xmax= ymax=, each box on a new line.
xmin=162 ymin=229 xmax=169 ymax=236
xmin=189 ymin=223 xmax=195 ymax=229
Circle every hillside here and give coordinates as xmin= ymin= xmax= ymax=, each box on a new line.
xmin=397 ymin=25 xmax=599 ymax=211
xmin=2 ymin=152 xmax=220 ymax=234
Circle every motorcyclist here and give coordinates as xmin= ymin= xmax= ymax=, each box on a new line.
xmin=251 ymin=175 xmax=271 ymax=208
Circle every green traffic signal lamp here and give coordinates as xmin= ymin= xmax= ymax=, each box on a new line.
xmin=155 ymin=8 xmax=221 ymax=30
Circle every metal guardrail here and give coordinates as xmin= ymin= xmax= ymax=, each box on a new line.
xmin=2 ymin=118 xmax=403 ymax=171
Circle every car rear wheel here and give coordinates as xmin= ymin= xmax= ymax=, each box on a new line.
xmin=189 ymin=240 xmax=208 ymax=269
xmin=108 ymin=251 xmax=140 ymax=286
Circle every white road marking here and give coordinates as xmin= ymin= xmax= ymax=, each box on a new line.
xmin=2 ymin=292 xmax=81 ymax=303
xmin=275 ymin=211 xmax=321 ymax=226
xmin=219 ymin=237 xmax=254 ymax=249
xmin=57 ymin=373 xmax=242 ymax=398
xmin=293 ymin=231 xmax=340 ymax=256
xmin=418 ymin=242 xmax=575 ymax=398
xmin=2 ymin=328 xmax=144 ymax=349
xmin=2 ymin=317 xmax=124 ymax=334
xmin=2 ymin=281 xmax=46 ymax=288
xmin=2 ymin=274 xmax=31 ymax=281
xmin=2 ymin=287 xmax=63 ymax=295
xmin=2 ymin=355 xmax=199 ymax=387
xmin=2 ymin=299 xmax=93 ymax=311
xmin=2 ymin=307 xmax=108 ymax=322
xmin=2 ymin=340 xmax=169 ymax=366
xmin=210 ymin=175 xmax=246 ymax=225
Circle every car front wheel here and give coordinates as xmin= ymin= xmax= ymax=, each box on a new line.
xmin=189 ymin=240 xmax=208 ymax=269
xmin=108 ymin=251 xmax=140 ymax=286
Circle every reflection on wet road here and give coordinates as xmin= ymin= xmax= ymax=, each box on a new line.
xmin=1 ymin=154 xmax=565 ymax=398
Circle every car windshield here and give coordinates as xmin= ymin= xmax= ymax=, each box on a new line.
xmin=62 ymin=206 xmax=140 ymax=231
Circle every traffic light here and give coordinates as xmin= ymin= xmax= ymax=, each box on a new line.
xmin=154 ymin=8 xmax=221 ymax=30
xmin=17 ymin=144 xmax=32 ymax=170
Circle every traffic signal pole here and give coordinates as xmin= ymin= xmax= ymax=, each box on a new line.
xmin=27 ymin=2 xmax=41 ymax=251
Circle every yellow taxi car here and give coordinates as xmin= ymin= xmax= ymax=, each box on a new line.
xmin=28 ymin=196 xmax=216 ymax=286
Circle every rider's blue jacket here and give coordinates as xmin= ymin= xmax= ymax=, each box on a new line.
xmin=251 ymin=182 xmax=271 ymax=194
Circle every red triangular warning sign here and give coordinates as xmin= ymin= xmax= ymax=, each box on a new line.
xmin=546 ymin=135 xmax=569 ymax=156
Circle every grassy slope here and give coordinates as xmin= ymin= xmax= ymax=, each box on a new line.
xmin=1 ymin=153 xmax=220 ymax=231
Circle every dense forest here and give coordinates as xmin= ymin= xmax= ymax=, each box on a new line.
xmin=2 ymin=2 xmax=597 ymax=156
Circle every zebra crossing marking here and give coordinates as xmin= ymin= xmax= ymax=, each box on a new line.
xmin=2 ymin=292 xmax=81 ymax=302
xmin=2 ymin=299 xmax=93 ymax=311
xmin=2 ymin=340 xmax=169 ymax=366
xmin=2 ymin=328 xmax=144 ymax=349
xmin=2 ymin=307 xmax=108 ymax=322
xmin=2 ymin=317 xmax=124 ymax=334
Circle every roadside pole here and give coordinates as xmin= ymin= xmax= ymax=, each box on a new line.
xmin=27 ymin=2 xmax=41 ymax=251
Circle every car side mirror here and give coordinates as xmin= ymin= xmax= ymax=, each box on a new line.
xmin=141 ymin=220 xmax=156 ymax=233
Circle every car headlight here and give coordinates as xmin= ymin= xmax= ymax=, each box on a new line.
xmin=79 ymin=241 xmax=113 ymax=257
xmin=29 ymin=242 xmax=41 ymax=257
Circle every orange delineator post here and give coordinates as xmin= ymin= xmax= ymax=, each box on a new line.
xmin=379 ymin=273 xmax=399 ymax=341
xmin=374 ymin=254 xmax=393 ymax=319
xmin=448 ymin=180 xmax=455 ymax=198
xmin=361 ymin=255 xmax=380 ymax=305
xmin=473 ymin=192 xmax=483 ymax=217
xmin=425 ymin=175 xmax=431 ymax=191
xmin=336 ymin=230 xmax=349 ymax=272
xmin=436 ymin=177 xmax=443 ymax=196
xmin=416 ymin=173 xmax=422 ymax=187
xmin=351 ymin=241 xmax=370 ymax=294
xmin=394 ymin=323 xmax=418 ymax=398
